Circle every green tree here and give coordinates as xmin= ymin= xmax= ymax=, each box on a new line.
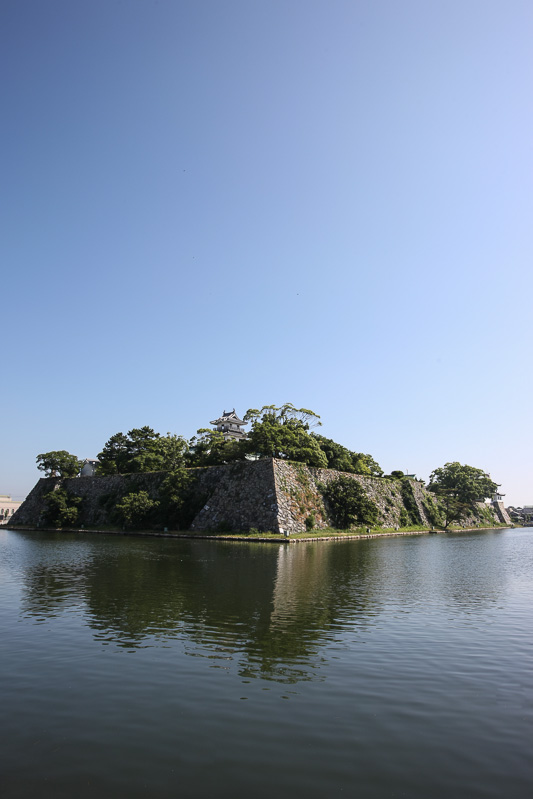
xmin=244 ymin=404 xmax=327 ymax=467
xmin=187 ymin=429 xmax=246 ymax=467
xmin=96 ymin=432 xmax=130 ymax=474
xmin=311 ymin=435 xmax=355 ymax=472
xmin=351 ymin=453 xmax=383 ymax=477
xmin=98 ymin=429 xmax=189 ymax=475
xmin=97 ymin=427 xmax=169 ymax=474
xmin=427 ymin=462 xmax=499 ymax=528
xmin=36 ymin=451 xmax=82 ymax=478
xmin=159 ymin=465 xmax=204 ymax=529
xmin=115 ymin=491 xmax=159 ymax=530
xmin=159 ymin=434 xmax=189 ymax=470
xmin=124 ymin=427 xmax=163 ymax=473
xmin=42 ymin=487 xmax=82 ymax=527
xmin=320 ymin=476 xmax=379 ymax=529
xmin=312 ymin=434 xmax=383 ymax=476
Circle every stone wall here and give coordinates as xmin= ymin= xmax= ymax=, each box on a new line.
xmin=10 ymin=458 xmax=502 ymax=534
xmin=491 ymin=500 xmax=512 ymax=525
xmin=189 ymin=459 xmax=279 ymax=532
xmin=10 ymin=460 xmax=280 ymax=533
xmin=273 ymin=461 xmax=441 ymax=533
xmin=11 ymin=472 xmax=171 ymax=528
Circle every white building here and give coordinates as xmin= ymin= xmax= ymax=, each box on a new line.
xmin=210 ymin=409 xmax=248 ymax=441
xmin=0 ymin=495 xmax=23 ymax=524
xmin=80 ymin=459 xmax=99 ymax=477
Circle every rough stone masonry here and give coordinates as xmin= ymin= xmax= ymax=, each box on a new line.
xmin=11 ymin=458 xmax=502 ymax=534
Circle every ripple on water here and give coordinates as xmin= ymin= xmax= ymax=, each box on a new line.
xmin=1 ymin=528 xmax=533 ymax=799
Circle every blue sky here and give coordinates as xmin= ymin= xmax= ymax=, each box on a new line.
xmin=2 ymin=0 xmax=532 ymax=505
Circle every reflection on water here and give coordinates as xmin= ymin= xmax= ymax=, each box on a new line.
xmin=3 ymin=527 xmax=533 ymax=799
xmin=17 ymin=529 xmax=509 ymax=681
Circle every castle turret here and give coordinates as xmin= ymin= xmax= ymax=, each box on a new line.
xmin=491 ymin=489 xmax=511 ymax=525
xmin=210 ymin=409 xmax=247 ymax=441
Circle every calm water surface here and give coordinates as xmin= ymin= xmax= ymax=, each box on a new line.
xmin=1 ymin=527 xmax=532 ymax=798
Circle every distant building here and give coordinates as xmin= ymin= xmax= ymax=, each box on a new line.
xmin=521 ymin=506 xmax=533 ymax=523
xmin=0 ymin=495 xmax=23 ymax=524
xmin=80 ymin=459 xmax=99 ymax=477
xmin=507 ymin=505 xmax=533 ymax=524
xmin=210 ymin=409 xmax=248 ymax=441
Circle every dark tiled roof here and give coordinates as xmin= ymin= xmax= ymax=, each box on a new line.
xmin=210 ymin=408 xmax=246 ymax=426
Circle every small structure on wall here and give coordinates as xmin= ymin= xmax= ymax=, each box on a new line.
xmin=490 ymin=489 xmax=512 ymax=525
xmin=210 ymin=409 xmax=248 ymax=441
xmin=80 ymin=459 xmax=99 ymax=477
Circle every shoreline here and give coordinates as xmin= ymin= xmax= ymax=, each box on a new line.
xmin=5 ymin=523 xmax=512 ymax=544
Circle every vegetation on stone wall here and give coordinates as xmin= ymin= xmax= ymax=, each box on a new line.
xmin=319 ymin=476 xmax=379 ymax=529
xmin=421 ymin=493 xmax=444 ymax=528
xmin=115 ymin=491 xmax=160 ymax=530
xmin=159 ymin=467 xmax=208 ymax=530
xmin=399 ymin=478 xmax=423 ymax=526
xmin=32 ymin=407 xmax=505 ymax=534
xmin=42 ymin=486 xmax=82 ymax=527
xmin=104 ymin=468 xmax=208 ymax=531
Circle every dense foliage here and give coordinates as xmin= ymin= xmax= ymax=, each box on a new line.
xmin=38 ymin=404 xmax=385 ymax=478
xmin=115 ymin=491 xmax=160 ymax=529
xmin=97 ymin=428 xmax=188 ymax=475
xmin=37 ymin=451 xmax=82 ymax=478
xmin=35 ymin=408 xmax=502 ymax=534
xmin=187 ymin=429 xmax=243 ymax=467
xmin=42 ymin=487 xmax=82 ymax=527
xmin=399 ymin=478 xmax=422 ymax=525
xmin=242 ymin=404 xmax=327 ymax=467
xmin=428 ymin=462 xmax=498 ymax=504
xmin=320 ymin=476 xmax=379 ymax=529
xmin=158 ymin=466 xmax=205 ymax=530
xmin=427 ymin=462 xmax=499 ymax=528
xmin=311 ymin=434 xmax=383 ymax=475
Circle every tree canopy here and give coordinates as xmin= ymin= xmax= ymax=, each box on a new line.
xmin=36 ymin=451 xmax=82 ymax=478
xmin=320 ymin=476 xmax=379 ymax=528
xmin=187 ymin=429 xmax=244 ymax=467
xmin=41 ymin=404 xmax=383 ymax=479
xmin=97 ymin=428 xmax=188 ymax=474
xmin=42 ymin=487 xmax=82 ymax=526
xmin=427 ymin=462 xmax=499 ymax=528
xmin=427 ymin=462 xmax=498 ymax=504
xmin=312 ymin=434 xmax=383 ymax=476
xmin=243 ymin=404 xmax=327 ymax=467
xmin=115 ymin=491 xmax=159 ymax=530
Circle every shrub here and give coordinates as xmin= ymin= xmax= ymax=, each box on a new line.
xmin=400 ymin=479 xmax=422 ymax=525
xmin=115 ymin=491 xmax=159 ymax=529
xmin=42 ymin=487 xmax=82 ymax=528
xmin=320 ymin=477 xmax=379 ymax=529
xmin=421 ymin=495 xmax=444 ymax=527
xmin=305 ymin=513 xmax=316 ymax=530
xmin=399 ymin=508 xmax=410 ymax=527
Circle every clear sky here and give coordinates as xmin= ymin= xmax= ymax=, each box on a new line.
xmin=2 ymin=0 xmax=532 ymax=506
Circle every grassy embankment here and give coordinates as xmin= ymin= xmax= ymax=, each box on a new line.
xmin=16 ymin=521 xmax=511 ymax=540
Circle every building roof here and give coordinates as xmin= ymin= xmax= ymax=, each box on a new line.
xmin=210 ymin=409 xmax=246 ymax=426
